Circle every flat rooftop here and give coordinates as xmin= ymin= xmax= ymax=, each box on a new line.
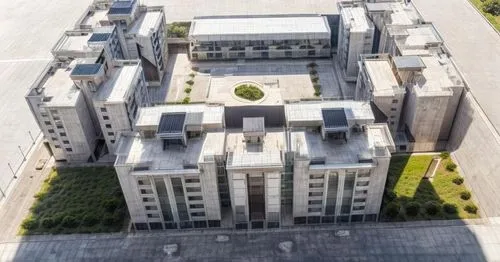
xmin=116 ymin=132 xmax=225 ymax=170
xmin=290 ymin=124 xmax=393 ymax=165
xmin=135 ymin=104 xmax=225 ymax=128
xmin=54 ymin=34 xmax=92 ymax=53
xmin=78 ymin=9 xmax=109 ymax=28
xmin=95 ymin=64 xmax=140 ymax=102
xmin=390 ymin=24 xmax=442 ymax=55
xmin=129 ymin=10 xmax=163 ymax=36
xmin=366 ymin=2 xmax=420 ymax=26
xmin=225 ymin=129 xmax=285 ymax=169
xmin=364 ymin=60 xmax=399 ymax=97
xmin=190 ymin=15 xmax=331 ymax=41
xmin=40 ymin=65 xmax=81 ymax=107
xmin=285 ymin=101 xmax=375 ymax=124
xmin=340 ymin=7 xmax=373 ymax=32
xmin=415 ymin=55 xmax=463 ymax=95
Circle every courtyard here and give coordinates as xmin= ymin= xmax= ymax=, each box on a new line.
xmin=149 ymin=53 xmax=356 ymax=105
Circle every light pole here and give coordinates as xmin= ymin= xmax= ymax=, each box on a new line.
xmin=28 ymin=131 xmax=35 ymax=145
xmin=18 ymin=145 xmax=26 ymax=161
xmin=8 ymin=163 xmax=17 ymax=179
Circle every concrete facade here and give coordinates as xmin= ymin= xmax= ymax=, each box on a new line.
xmin=188 ymin=15 xmax=332 ymax=60
xmin=337 ymin=4 xmax=374 ymax=82
xmin=114 ymin=101 xmax=394 ymax=230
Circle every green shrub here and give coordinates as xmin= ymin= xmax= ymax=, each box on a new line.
xmin=311 ymin=76 xmax=319 ymax=83
xmin=182 ymin=97 xmax=191 ymax=104
xmin=483 ymin=0 xmax=500 ymax=16
xmin=185 ymin=80 xmax=194 ymax=86
xmin=460 ymin=190 xmax=472 ymax=200
xmin=61 ymin=216 xmax=79 ymax=228
xmin=184 ymin=87 xmax=192 ymax=94
xmin=313 ymin=84 xmax=321 ymax=90
xmin=188 ymin=72 xmax=196 ymax=78
xmin=103 ymin=198 xmax=121 ymax=213
xmin=385 ymin=202 xmax=401 ymax=218
xmin=405 ymin=202 xmax=420 ymax=216
xmin=452 ymin=176 xmax=464 ymax=185
xmin=167 ymin=22 xmax=191 ymax=38
xmin=41 ymin=217 xmax=56 ymax=229
xmin=424 ymin=201 xmax=441 ymax=216
xmin=446 ymin=162 xmax=457 ymax=171
xmin=440 ymin=152 xmax=450 ymax=159
xmin=443 ymin=203 xmax=458 ymax=214
xmin=464 ymin=204 xmax=478 ymax=214
xmin=385 ymin=190 xmax=397 ymax=201
xmin=314 ymin=90 xmax=321 ymax=97
xmin=234 ymin=84 xmax=264 ymax=101
xmin=21 ymin=216 xmax=38 ymax=230
xmin=82 ymin=213 xmax=100 ymax=227
xmin=309 ymin=69 xmax=317 ymax=75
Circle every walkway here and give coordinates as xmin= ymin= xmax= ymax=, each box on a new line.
xmin=1 ymin=219 xmax=500 ymax=261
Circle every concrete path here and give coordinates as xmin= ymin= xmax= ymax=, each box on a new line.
xmin=1 ymin=220 xmax=500 ymax=261
xmin=0 ymin=143 xmax=52 ymax=242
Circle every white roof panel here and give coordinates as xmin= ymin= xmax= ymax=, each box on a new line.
xmin=190 ymin=15 xmax=331 ymax=41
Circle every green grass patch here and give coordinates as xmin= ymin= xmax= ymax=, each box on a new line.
xmin=19 ymin=167 xmax=126 ymax=235
xmin=234 ymin=84 xmax=264 ymax=101
xmin=468 ymin=0 xmax=500 ymax=31
xmin=382 ymin=155 xmax=480 ymax=221
xmin=166 ymin=22 xmax=191 ymax=38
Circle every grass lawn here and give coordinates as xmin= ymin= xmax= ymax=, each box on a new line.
xmin=468 ymin=0 xmax=500 ymax=31
xmin=381 ymin=154 xmax=480 ymax=221
xmin=20 ymin=167 xmax=127 ymax=235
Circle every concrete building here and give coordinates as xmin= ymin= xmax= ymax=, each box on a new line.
xmin=364 ymin=1 xmax=423 ymax=53
xmin=285 ymin=101 xmax=395 ymax=224
xmin=337 ymin=3 xmax=375 ymax=82
xmin=25 ymin=61 xmax=99 ymax=162
xmin=382 ymin=23 xmax=444 ymax=57
xmin=355 ymin=53 xmax=464 ymax=152
xmin=106 ymin=0 xmax=167 ymax=85
xmin=93 ymin=60 xmax=150 ymax=154
xmin=114 ymin=101 xmax=395 ymax=230
xmin=188 ymin=15 xmax=332 ymax=60
xmin=114 ymin=104 xmax=226 ymax=230
xmin=355 ymin=54 xmax=405 ymax=135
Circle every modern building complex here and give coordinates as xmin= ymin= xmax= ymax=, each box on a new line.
xmin=114 ymin=101 xmax=394 ymax=230
xmin=23 ymin=0 xmax=494 ymax=231
xmin=188 ymin=15 xmax=332 ymax=60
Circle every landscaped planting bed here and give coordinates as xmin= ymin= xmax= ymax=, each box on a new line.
xmin=381 ymin=154 xmax=480 ymax=221
xmin=20 ymin=167 xmax=127 ymax=234
xmin=234 ymin=84 xmax=264 ymax=101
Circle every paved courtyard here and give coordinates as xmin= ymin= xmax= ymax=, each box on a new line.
xmin=2 ymin=220 xmax=500 ymax=261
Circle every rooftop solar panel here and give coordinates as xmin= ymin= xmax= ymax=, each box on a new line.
xmin=70 ymin=64 xmax=102 ymax=76
xmin=108 ymin=0 xmax=135 ymax=15
xmin=88 ymin=33 xmax=111 ymax=42
xmin=158 ymin=113 xmax=186 ymax=134
xmin=321 ymin=108 xmax=348 ymax=129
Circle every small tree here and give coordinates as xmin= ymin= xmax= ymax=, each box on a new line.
xmin=182 ymin=97 xmax=191 ymax=104
xmin=82 ymin=213 xmax=100 ymax=227
xmin=21 ymin=216 xmax=38 ymax=230
xmin=460 ymin=191 xmax=472 ymax=200
xmin=385 ymin=190 xmax=397 ymax=201
xmin=405 ymin=202 xmax=420 ymax=217
xmin=483 ymin=0 xmax=500 ymax=16
xmin=385 ymin=202 xmax=401 ymax=218
xmin=424 ymin=201 xmax=441 ymax=216
xmin=184 ymin=87 xmax=192 ymax=94
xmin=186 ymin=80 xmax=194 ymax=86
xmin=307 ymin=62 xmax=317 ymax=68
xmin=464 ymin=204 xmax=478 ymax=214
xmin=452 ymin=176 xmax=464 ymax=185
xmin=440 ymin=152 xmax=450 ymax=159
xmin=446 ymin=162 xmax=457 ymax=171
